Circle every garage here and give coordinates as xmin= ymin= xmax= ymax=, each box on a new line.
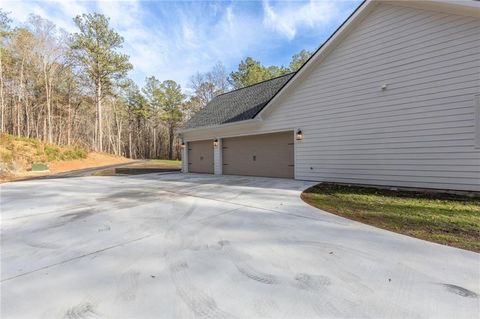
xmin=222 ymin=131 xmax=294 ymax=178
xmin=188 ymin=140 xmax=214 ymax=174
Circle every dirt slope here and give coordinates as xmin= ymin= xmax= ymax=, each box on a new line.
xmin=0 ymin=134 xmax=131 ymax=182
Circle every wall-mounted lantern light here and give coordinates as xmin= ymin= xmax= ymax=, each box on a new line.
xmin=213 ymin=139 xmax=219 ymax=147
xmin=181 ymin=140 xmax=185 ymax=148
xmin=296 ymin=129 xmax=304 ymax=140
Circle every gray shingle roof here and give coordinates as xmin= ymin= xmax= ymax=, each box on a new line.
xmin=184 ymin=72 xmax=295 ymax=129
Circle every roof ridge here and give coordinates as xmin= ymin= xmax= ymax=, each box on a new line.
xmin=215 ymin=72 xmax=295 ymax=98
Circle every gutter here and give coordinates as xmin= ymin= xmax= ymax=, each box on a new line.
xmin=177 ymin=118 xmax=262 ymax=135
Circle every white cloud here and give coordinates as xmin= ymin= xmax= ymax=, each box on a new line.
xmin=1 ymin=0 xmax=92 ymax=31
xmin=117 ymin=2 xmax=271 ymax=89
xmin=263 ymin=0 xmax=339 ymax=40
xmin=51 ymin=0 xmax=92 ymax=30
xmin=2 ymin=0 xmax=357 ymax=89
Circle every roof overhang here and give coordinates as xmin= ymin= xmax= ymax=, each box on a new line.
xmin=387 ymin=0 xmax=480 ymax=18
xmin=177 ymin=118 xmax=262 ymax=135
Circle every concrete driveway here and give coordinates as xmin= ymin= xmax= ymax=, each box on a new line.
xmin=1 ymin=173 xmax=478 ymax=318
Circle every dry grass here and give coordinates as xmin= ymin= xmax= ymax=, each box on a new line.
xmin=0 ymin=133 xmax=131 ymax=183
xmin=0 ymin=133 xmax=87 ymax=168
xmin=48 ymin=152 xmax=131 ymax=173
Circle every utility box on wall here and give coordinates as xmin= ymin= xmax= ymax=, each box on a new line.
xmin=31 ymin=163 xmax=49 ymax=172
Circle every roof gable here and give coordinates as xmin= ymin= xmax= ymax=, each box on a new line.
xmin=256 ymin=0 xmax=480 ymax=119
xmin=182 ymin=0 xmax=479 ymax=132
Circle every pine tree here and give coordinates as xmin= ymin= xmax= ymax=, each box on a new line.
xmin=70 ymin=13 xmax=132 ymax=152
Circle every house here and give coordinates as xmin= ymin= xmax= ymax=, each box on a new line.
xmin=179 ymin=0 xmax=480 ymax=192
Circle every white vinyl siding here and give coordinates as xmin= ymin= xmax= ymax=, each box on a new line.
xmin=183 ymin=3 xmax=480 ymax=191
xmin=476 ymin=95 xmax=480 ymax=148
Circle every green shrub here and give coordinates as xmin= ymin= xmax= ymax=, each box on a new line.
xmin=44 ymin=145 xmax=61 ymax=161
xmin=75 ymin=148 xmax=88 ymax=159
xmin=61 ymin=148 xmax=87 ymax=160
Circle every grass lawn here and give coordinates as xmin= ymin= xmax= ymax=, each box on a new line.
xmin=144 ymin=160 xmax=181 ymax=168
xmin=301 ymin=183 xmax=480 ymax=252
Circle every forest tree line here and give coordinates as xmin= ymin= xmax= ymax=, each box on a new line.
xmin=0 ymin=9 xmax=311 ymax=159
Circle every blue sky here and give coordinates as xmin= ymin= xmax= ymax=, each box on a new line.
xmin=3 ymin=0 xmax=361 ymax=90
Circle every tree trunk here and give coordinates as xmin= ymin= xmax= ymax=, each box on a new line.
xmin=0 ymin=48 xmax=5 ymax=133
xmin=67 ymin=97 xmax=71 ymax=145
xmin=153 ymin=127 xmax=156 ymax=159
xmin=168 ymin=123 xmax=174 ymax=160
xmin=117 ymin=122 xmax=122 ymax=156
xmin=176 ymin=138 xmax=181 ymax=160
xmin=43 ymin=61 xmax=53 ymax=143
xmin=128 ymin=130 xmax=132 ymax=159
xmin=23 ymin=95 xmax=30 ymax=138
xmin=97 ymin=80 xmax=103 ymax=152
xmin=57 ymin=105 xmax=63 ymax=145
xmin=43 ymin=115 xmax=46 ymax=141
xmin=18 ymin=57 xmax=25 ymax=137
xmin=25 ymin=106 xmax=30 ymax=137
xmin=16 ymin=100 xmax=20 ymax=136
xmin=112 ymin=102 xmax=122 ymax=156
xmin=35 ymin=116 xmax=39 ymax=139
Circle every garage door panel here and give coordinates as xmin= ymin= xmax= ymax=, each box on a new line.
xmin=188 ymin=140 xmax=214 ymax=174
xmin=223 ymin=131 xmax=294 ymax=178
